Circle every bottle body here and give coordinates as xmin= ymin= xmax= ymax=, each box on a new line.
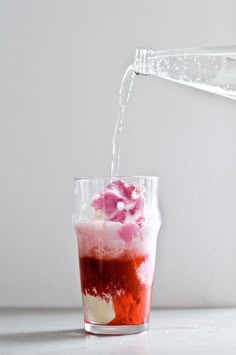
xmin=134 ymin=46 xmax=236 ymax=99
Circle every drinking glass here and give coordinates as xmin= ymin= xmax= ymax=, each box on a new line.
xmin=73 ymin=176 xmax=161 ymax=335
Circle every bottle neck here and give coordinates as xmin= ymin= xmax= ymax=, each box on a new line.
xmin=134 ymin=46 xmax=236 ymax=76
xmin=134 ymin=49 xmax=154 ymax=75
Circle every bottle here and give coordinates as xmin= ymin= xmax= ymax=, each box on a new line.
xmin=134 ymin=46 xmax=236 ymax=100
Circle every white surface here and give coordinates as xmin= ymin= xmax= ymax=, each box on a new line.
xmin=0 ymin=0 xmax=236 ymax=308
xmin=0 ymin=308 xmax=236 ymax=354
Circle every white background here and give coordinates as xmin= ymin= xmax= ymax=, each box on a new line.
xmin=0 ymin=0 xmax=236 ymax=308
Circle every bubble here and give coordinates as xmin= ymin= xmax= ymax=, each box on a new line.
xmin=117 ymin=201 xmax=125 ymax=210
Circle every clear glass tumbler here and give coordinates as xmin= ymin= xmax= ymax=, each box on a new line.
xmin=73 ymin=176 xmax=161 ymax=335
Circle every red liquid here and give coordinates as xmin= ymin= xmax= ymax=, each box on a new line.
xmin=79 ymin=252 xmax=153 ymax=325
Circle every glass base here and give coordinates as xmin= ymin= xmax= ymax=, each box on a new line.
xmin=84 ymin=322 xmax=148 ymax=335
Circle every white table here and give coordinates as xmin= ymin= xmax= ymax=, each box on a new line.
xmin=0 ymin=308 xmax=236 ymax=354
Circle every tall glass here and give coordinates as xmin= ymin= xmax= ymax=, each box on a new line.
xmin=73 ymin=176 xmax=161 ymax=335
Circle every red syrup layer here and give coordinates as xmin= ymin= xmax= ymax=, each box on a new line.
xmin=79 ymin=252 xmax=153 ymax=326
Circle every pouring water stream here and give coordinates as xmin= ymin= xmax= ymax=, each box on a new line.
xmin=111 ymin=46 xmax=236 ymax=177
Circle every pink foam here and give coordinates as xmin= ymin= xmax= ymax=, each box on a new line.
xmin=91 ymin=179 xmax=145 ymax=227
xmin=118 ymin=223 xmax=142 ymax=245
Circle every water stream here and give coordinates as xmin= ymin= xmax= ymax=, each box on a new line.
xmin=111 ymin=47 xmax=236 ymax=176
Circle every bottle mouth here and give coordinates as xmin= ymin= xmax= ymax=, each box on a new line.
xmin=134 ymin=49 xmax=149 ymax=75
xmin=134 ymin=48 xmax=158 ymax=75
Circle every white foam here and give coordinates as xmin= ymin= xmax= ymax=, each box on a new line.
xmin=75 ymin=220 xmax=125 ymax=258
xmin=75 ymin=209 xmax=161 ymax=258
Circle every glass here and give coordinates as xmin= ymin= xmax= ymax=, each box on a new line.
xmin=73 ymin=176 xmax=161 ymax=335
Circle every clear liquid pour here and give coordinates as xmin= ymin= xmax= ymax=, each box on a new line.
xmin=111 ymin=46 xmax=236 ymax=176
xmin=111 ymin=65 xmax=136 ymax=177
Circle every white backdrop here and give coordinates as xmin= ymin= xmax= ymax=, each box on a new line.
xmin=0 ymin=0 xmax=236 ymax=308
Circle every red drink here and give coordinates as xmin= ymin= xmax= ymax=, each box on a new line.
xmin=73 ymin=178 xmax=161 ymax=334
xmin=79 ymin=249 xmax=152 ymax=326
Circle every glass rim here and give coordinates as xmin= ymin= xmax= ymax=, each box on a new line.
xmin=74 ymin=176 xmax=159 ymax=182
